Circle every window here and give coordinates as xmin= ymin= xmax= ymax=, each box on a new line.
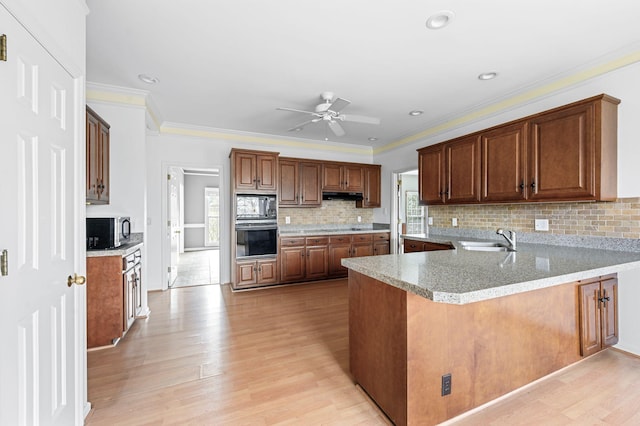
xmin=405 ymin=191 xmax=425 ymax=234
xmin=205 ymin=188 xmax=219 ymax=247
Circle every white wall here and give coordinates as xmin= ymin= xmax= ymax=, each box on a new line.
xmin=374 ymin=62 xmax=640 ymax=356
xmin=86 ymin=102 xmax=147 ymax=232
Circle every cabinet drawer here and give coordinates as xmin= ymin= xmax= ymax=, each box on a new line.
xmin=373 ymin=232 xmax=390 ymax=241
xmin=330 ymin=236 xmax=351 ymax=244
xmin=305 ymin=237 xmax=329 ymax=246
xmin=352 ymin=234 xmax=373 ymax=243
xmin=280 ymin=237 xmax=305 ymax=247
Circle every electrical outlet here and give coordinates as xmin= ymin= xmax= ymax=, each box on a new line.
xmin=452 ymin=218 xmax=458 ymax=227
xmin=428 ymin=217 xmax=433 ymax=225
xmin=285 ymin=216 xmax=291 ymax=224
xmin=357 ymin=216 xmax=362 ymax=223
xmin=442 ymin=373 xmax=452 ymax=396
xmin=535 ymin=219 xmax=549 ymax=231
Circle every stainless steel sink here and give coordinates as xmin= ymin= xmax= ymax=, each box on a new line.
xmin=458 ymin=241 xmax=514 ymax=252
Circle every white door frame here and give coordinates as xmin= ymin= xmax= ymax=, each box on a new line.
xmin=160 ymin=161 xmax=226 ymax=290
xmin=390 ymin=167 xmax=420 ymax=254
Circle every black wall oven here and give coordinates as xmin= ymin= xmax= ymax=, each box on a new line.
xmin=235 ymin=221 xmax=277 ymax=258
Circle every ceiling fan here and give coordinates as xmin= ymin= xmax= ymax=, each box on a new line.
xmin=276 ymin=91 xmax=380 ymax=137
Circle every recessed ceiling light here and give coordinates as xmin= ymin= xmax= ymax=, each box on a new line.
xmin=368 ymin=137 xmax=378 ymax=141
xmin=138 ymin=74 xmax=159 ymax=84
xmin=478 ymin=72 xmax=498 ymax=81
xmin=426 ymin=11 xmax=455 ymax=30
xmin=409 ymin=110 xmax=424 ymax=116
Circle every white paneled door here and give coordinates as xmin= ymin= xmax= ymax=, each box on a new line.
xmin=0 ymin=6 xmax=80 ymax=425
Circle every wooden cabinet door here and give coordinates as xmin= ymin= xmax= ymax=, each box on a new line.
xmin=601 ymin=277 xmax=618 ymax=348
xmin=98 ymin=121 xmax=110 ymax=202
xmin=280 ymin=246 xmax=305 ymax=282
xmin=481 ymin=121 xmax=527 ymax=202
xmin=329 ymin=243 xmax=351 ymax=276
xmin=361 ymin=166 xmax=381 ymax=208
xmin=446 ymin=135 xmax=480 ymax=203
xmin=257 ymin=259 xmax=278 ymax=285
xmin=322 ymin=163 xmax=344 ymax=191
xmin=351 ymin=242 xmax=373 ymax=258
xmin=123 ymin=268 xmax=135 ymax=332
xmin=236 ymin=260 xmax=258 ymax=287
xmin=578 ymin=281 xmax=603 ymax=357
xmin=344 ymin=165 xmax=364 ymax=192
xmin=278 ymin=159 xmax=299 ymax=206
xmin=234 ymin=152 xmax=258 ymax=190
xmin=418 ymin=145 xmax=445 ymax=205
xmin=306 ymin=245 xmax=329 ymax=280
xmin=256 ymin=154 xmax=277 ymax=191
xmin=373 ymin=241 xmax=390 ymax=255
xmin=528 ymin=103 xmax=595 ymax=201
xmin=86 ymin=110 xmax=100 ymax=202
xmin=299 ymin=162 xmax=322 ymax=206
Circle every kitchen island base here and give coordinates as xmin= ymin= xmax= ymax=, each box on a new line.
xmin=348 ymin=270 xmax=589 ymax=426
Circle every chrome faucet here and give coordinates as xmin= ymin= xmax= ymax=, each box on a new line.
xmin=496 ymin=228 xmax=516 ymax=250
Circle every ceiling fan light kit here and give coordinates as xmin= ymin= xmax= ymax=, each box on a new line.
xmin=277 ymin=91 xmax=380 ymax=138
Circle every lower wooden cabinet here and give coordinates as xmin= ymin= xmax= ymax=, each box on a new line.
xmin=280 ymin=237 xmax=329 ymax=283
xmin=373 ymin=232 xmax=390 ymax=255
xmin=87 ymin=247 xmax=143 ymax=349
xmin=578 ymin=274 xmax=618 ymax=357
xmin=235 ymin=258 xmax=278 ymax=289
xmin=403 ymin=238 xmax=454 ymax=253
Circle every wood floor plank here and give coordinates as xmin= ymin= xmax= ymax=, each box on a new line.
xmin=87 ymin=280 xmax=640 ymax=425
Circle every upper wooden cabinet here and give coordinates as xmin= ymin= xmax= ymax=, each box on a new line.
xmin=86 ymin=106 xmax=110 ymax=204
xmin=357 ymin=165 xmax=382 ymax=208
xmin=230 ymin=149 xmax=278 ymax=192
xmin=528 ymin=96 xmax=618 ymax=202
xmin=419 ymin=94 xmax=620 ymax=205
xmin=481 ymin=121 xmax=527 ymax=202
xmin=418 ymin=135 xmax=480 ymax=204
xmin=278 ymin=158 xmax=322 ymax=207
xmin=322 ymin=163 xmax=364 ymax=192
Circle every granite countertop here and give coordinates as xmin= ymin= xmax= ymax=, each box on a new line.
xmin=86 ymin=241 xmax=143 ymax=258
xmin=342 ymin=234 xmax=640 ymax=305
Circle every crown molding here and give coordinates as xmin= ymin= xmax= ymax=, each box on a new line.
xmin=374 ymin=47 xmax=640 ymax=155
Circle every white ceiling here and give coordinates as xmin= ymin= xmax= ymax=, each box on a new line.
xmin=86 ymin=0 xmax=640 ymax=149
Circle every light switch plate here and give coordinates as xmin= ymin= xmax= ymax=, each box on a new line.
xmin=285 ymin=216 xmax=291 ymax=224
xmin=452 ymin=218 xmax=458 ymax=227
xmin=535 ymin=219 xmax=549 ymax=231
xmin=428 ymin=217 xmax=433 ymax=225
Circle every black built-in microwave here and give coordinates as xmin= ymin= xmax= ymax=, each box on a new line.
xmin=86 ymin=217 xmax=131 ymax=250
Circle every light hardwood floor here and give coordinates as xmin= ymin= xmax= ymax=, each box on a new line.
xmin=86 ymin=280 xmax=640 ymax=425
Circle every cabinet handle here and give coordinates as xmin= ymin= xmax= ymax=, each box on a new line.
xmin=599 ymin=295 xmax=611 ymax=307
xmin=519 ymin=182 xmax=525 ymax=192
xmin=530 ymin=181 xmax=536 ymax=190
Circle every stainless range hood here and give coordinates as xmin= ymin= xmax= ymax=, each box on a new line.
xmin=322 ymin=192 xmax=363 ymax=201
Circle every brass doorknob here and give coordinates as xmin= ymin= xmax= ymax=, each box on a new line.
xmin=67 ymin=274 xmax=86 ymax=287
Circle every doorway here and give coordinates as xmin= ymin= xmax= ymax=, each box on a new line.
xmin=393 ymin=169 xmax=426 ymax=253
xmin=166 ymin=166 xmax=221 ymax=288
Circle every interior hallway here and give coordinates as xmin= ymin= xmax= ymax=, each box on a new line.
xmin=171 ymin=249 xmax=220 ymax=288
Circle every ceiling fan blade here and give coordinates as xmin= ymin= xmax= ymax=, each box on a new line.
xmin=340 ymin=114 xmax=381 ymax=125
xmin=328 ymin=120 xmax=345 ymax=137
xmin=286 ymin=119 xmax=319 ymax=132
xmin=276 ymin=107 xmax=319 ymax=116
xmin=327 ymin=97 xmax=351 ymax=114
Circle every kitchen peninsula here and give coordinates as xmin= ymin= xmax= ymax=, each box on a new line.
xmin=342 ymin=237 xmax=640 ymax=425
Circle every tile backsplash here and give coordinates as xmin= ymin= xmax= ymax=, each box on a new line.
xmin=278 ymin=200 xmax=373 ymax=226
xmin=429 ymin=198 xmax=640 ymax=239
